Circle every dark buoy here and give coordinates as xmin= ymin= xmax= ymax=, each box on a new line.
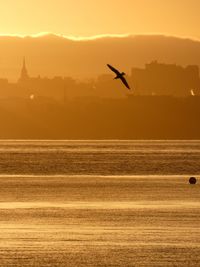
xmin=189 ymin=177 xmax=197 ymax=184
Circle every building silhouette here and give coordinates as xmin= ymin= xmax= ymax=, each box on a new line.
xmin=131 ymin=61 xmax=200 ymax=96
xmin=18 ymin=57 xmax=30 ymax=83
xmin=0 ymin=59 xmax=200 ymax=101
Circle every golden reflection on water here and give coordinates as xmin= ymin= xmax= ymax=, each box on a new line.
xmin=0 ymin=200 xmax=200 ymax=209
xmin=0 ymin=175 xmax=199 ymax=266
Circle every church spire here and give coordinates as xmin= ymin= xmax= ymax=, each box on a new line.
xmin=19 ymin=57 xmax=29 ymax=82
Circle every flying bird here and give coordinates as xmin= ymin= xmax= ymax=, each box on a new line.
xmin=107 ymin=64 xmax=131 ymax=90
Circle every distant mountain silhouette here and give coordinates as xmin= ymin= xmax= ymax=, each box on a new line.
xmin=0 ymin=34 xmax=200 ymax=81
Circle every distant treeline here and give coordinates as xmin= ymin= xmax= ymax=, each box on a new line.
xmin=0 ymin=95 xmax=199 ymax=139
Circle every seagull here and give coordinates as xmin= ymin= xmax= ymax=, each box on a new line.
xmin=107 ymin=64 xmax=131 ymax=90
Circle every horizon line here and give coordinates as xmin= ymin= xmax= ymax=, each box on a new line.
xmin=0 ymin=32 xmax=199 ymax=42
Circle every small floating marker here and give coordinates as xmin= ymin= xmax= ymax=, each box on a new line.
xmin=189 ymin=177 xmax=197 ymax=184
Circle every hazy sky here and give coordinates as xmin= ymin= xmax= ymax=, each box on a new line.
xmin=0 ymin=0 xmax=199 ymax=39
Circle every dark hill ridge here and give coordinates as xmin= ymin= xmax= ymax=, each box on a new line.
xmin=0 ymin=34 xmax=200 ymax=81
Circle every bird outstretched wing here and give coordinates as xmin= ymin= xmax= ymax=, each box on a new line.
xmin=120 ymin=76 xmax=131 ymax=90
xmin=107 ymin=64 xmax=120 ymax=75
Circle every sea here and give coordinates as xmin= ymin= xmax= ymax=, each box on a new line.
xmin=0 ymin=140 xmax=199 ymax=267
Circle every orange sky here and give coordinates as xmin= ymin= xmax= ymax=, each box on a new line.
xmin=0 ymin=0 xmax=199 ymax=39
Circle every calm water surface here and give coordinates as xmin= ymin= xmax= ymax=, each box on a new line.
xmin=0 ymin=140 xmax=199 ymax=266
xmin=0 ymin=140 xmax=200 ymax=175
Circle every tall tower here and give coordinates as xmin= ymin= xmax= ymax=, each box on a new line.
xmin=19 ymin=57 xmax=29 ymax=82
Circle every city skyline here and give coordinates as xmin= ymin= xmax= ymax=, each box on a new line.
xmin=0 ymin=56 xmax=199 ymax=100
